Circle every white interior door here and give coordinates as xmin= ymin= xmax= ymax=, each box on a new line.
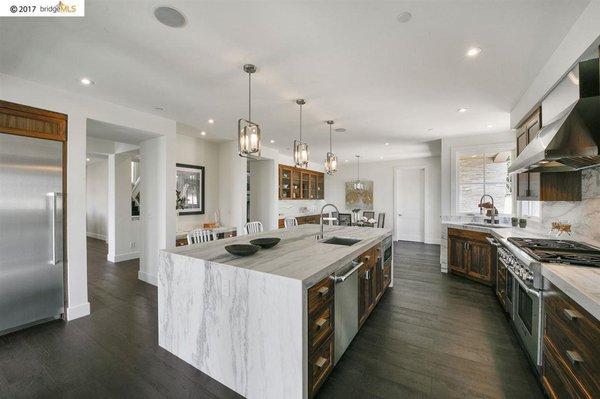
xmin=395 ymin=168 xmax=425 ymax=242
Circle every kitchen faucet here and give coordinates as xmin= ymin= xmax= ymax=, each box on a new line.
xmin=317 ymin=203 xmax=340 ymax=240
xmin=478 ymin=194 xmax=498 ymax=224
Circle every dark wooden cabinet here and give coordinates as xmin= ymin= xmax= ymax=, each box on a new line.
xmin=516 ymin=108 xmax=582 ymax=201
xmin=447 ymin=228 xmax=495 ymax=286
xmin=357 ymin=246 xmax=385 ymax=327
xmin=496 ymin=262 xmax=507 ymax=309
xmin=542 ymin=281 xmax=600 ymax=399
xmin=279 ymin=164 xmax=325 ymax=200
xmin=0 ymin=100 xmax=67 ymax=142
xmin=278 ymin=213 xmax=323 ymax=228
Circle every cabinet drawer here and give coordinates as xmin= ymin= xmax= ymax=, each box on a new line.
xmin=308 ymin=333 xmax=334 ymax=398
xmin=308 ymin=275 xmax=334 ymax=315
xmin=545 ymin=312 xmax=600 ymax=396
xmin=543 ymin=345 xmax=588 ymax=399
xmin=308 ymin=300 xmax=334 ymax=353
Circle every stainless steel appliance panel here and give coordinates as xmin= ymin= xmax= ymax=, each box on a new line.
xmin=0 ymin=133 xmax=64 ymax=334
xmin=333 ymin=260 xmax=361 ymax=365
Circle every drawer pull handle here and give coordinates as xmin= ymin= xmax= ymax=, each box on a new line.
xmin=315 ymin=318 xmax=327 ymax=330
xmin=566 ymin=350 xmax=583 ymax=365
xmin=563 ymin=308 xmax=582 ymax=321
xmin=317 ymin=286 xmax=329 ymax=296
xmin=315 ymin=356 xmax=327 ymax=368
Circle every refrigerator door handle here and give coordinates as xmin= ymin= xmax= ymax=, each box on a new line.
xmin=48 ymin=192 xmax=63 ymax=266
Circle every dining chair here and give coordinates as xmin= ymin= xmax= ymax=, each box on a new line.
xmin=284 ymin=217 xmax=298 ymax=228
xmin=337 ymin=213 xmax=352 ymax=226
xmin=377 ymin=213 xmax=385 ymax=228
xmin=362 ymin=211 xmax=375 ymax=220
xmin=331 ymin=211 xmax=339 ymax=225
xmin=187 ymin=228 xmax=216 ymax=245
xmin=244 ymin=221 xmax=263 ymax=235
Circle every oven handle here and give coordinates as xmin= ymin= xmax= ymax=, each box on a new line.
xmin=486 ymin=237 xmax=501 ymax=247
xmin=505 ymin=266 xmax=541 ymax=298
xmin=331 ymin=262 xmax=363 ymax=283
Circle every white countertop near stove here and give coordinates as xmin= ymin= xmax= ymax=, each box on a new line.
xmin=442 ymin=222 xmax=600 ymax=321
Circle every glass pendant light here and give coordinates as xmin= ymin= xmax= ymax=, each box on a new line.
xmin=238 ymin=64 xmax=261 ymax=158
xmin=324 ymin=120 xmax=337 ymax=175
xmin=293 ymin=99 xmax=309 ymax=167
xmin=353 ymin=155 xmax=365 ymax=191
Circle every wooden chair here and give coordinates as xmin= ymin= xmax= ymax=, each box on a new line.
xmin=362 ymin=211 xmax=375 ymax=220
xmin=284 ymin=217 xmax=298 ymax=228
xmin=377 ymin=213 xmax=385 ymax=228
xmin=244 ymin=221 xmax=263 ymax=235
xmin=337 ymin=213 xmax=352 ymax=226
xmin=187 ymin=228 xmax=216 ymax=245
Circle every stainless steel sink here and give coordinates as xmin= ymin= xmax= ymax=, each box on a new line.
xmin=320 ymin=237 xmax=362 ymax=246
xmin=465 ymin=223 xmax=511 ymax=229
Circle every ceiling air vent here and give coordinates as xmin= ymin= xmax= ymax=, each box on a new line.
xmin=154 ymin=6 xmax=187 ymax=28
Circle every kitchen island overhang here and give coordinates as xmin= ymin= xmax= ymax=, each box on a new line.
xmin=158 ymin=225 xmax=393 ymax=399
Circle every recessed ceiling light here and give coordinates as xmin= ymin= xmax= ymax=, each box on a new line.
xmin=385 ymin=142 xmax=390 ymax=146
xmin=270 ymin=139 xmax=275 ymax=143
xmin=379 ymin=156 xmax=384 ymax=160
xmin=86 ymin=158 xmax=90 ymax=162
xmin=396 ymin=12 xmax=412 ymax=23
xmin=427 ymin=128 xmax=434 ymax=131
xmin=334 ymin=128 xmax=346 ymax=133
xmin=208 ymin=119 xmax=214 ymax=124
xmin=80 ymin=78 xmax=94 ymax=86
xmin=487 ymin=124 xmax=493 ymax=128
xmin=344 ymin=159 xmax=348 ymax=163
xmin=457 ymin=107 xmax=467 ymax=113
xmin=200 ymin=131 xmax=206 ymax=136
xmin=154 ymin=6 xmax=187 ymax=28
xmin=466 ymin=47 xmax=482 ymax=57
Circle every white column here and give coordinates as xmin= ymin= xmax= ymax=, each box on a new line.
xmin=66 ymin=114 xmax=90 ymax=320
xmin=218 ymin=141 xmax=247 ymax=233
xmin=138 ymin=135 xmax=176 ymax=285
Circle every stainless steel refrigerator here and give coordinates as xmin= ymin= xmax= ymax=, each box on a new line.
xmin=0 ymin=132 xmax=64 ymax=335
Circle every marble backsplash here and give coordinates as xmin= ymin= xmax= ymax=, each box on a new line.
xmin=540 ymin=166 xmax=600 ymax=245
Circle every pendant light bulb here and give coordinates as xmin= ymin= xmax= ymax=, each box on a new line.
xmin=324 ymin=120 xmax=337 ymax=175
xmin=293 ymin=99 xmax=309 ymax=168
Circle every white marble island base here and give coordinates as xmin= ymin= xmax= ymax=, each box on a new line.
xmin=158 ymin=225 xmax=392 ymax=399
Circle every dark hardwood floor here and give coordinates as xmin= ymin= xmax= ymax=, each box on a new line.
xmin=0 ymin=238 xmax=543 ymax=398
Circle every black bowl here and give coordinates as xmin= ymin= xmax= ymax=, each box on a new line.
xmin=225 ymin=244 xmax=260 ymax=256
xmin=249 ymin=237 xmax=281 ymax=249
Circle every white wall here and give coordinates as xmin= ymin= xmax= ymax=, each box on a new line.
xmin=1 ymin=73 xmax=176 ymax=319
xmin=175 ymin=134 xmax=221 ymax=232
xmin=107 ymin=153 xmax=139 ymax=262
xmin=325 ymin=156 xmax=442 ymax=244
xmin=86 ymin=159 xmax=107 ymax=241
xmin=218 ymin=141 xmax=247 ymax=233
xmin=441 ymin=131 xmax=515 ymax=217
xmin=248 ymin=159 xmax=276 ymax=229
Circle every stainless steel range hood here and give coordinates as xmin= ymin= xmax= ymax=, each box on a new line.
xmin=509 ymin=58 xmax=600 ymax=174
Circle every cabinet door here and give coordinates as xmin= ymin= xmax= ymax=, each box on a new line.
xmin=279 ymin=166 xmax=292 ymax=199
xmin=291 ymin=169 xmax=301 ymax=199
xmin=309 ymin=173 xmax=317 ymax=199
xmin=517 ymin=132 xmax=528 ymax=155
xmin=317 ymin=174 xmax=325 ymax=199
xmin=448 ymin=236 xmax=467 ymax=273
xmin=301 ymin=172 xmax=310 ymax=199
xmin=374 ymin=248 xmax=384 ymax=302
xmin=467 ymin=241 xmax=493 ymax=282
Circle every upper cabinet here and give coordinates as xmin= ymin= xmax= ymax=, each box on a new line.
xmin=515 ymin=108 xmax=581 ymax=201
xmin=279 ymin=164 xmax=325 ymax=200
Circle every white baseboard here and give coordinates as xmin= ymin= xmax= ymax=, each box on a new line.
xmin=107 ymin=251 xmax=140 ymax=263
xmin=66 ymin=302 xmax=90 ymax=321
xmin=425 ymin=237 xmax=441 ymax=245
xmin=86 ymin=232 xmax=106 ymax=241
xmin=138 ymin=270 xmax=157 ymax=286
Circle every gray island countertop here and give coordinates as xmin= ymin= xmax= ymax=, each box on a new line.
xmin=165 ymin=224 xmax=392 ymax=287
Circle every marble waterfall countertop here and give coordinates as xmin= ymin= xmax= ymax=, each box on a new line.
xmin=443 ymin=222 xmax=600 ymax=321
xmin=165 ymin=224 xmax=392 ymax=287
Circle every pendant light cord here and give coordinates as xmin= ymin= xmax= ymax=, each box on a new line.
xmin=299 ymin=103 xmax=303 ymax=142
xmin=329 ymin=124 xmax=332 ymax=152
xmin=248 ymin=72 xmax=252 ymax=122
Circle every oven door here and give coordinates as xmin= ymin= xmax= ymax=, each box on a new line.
xmin=511 ymin=270 xmax=542 ymax=367
xmin=505 ymin=263 xmax=515 ymax=319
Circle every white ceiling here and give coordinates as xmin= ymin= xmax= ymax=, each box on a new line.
xmin=0 ymin=0 xmax=590 ymax=161
xmin=87 ymin=119 xmax=160 ymax=144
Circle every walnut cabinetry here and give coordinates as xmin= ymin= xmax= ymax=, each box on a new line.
xmin=279 ymin=164 xmax=324 ymax=200
xmin=307 ymin=242 xmax=390 ymax=398
xmin=542 ymin=281 xmax=600 ymax=399
xmin=0 ymin=100 xmax=67 ymax=142
xmin=516 ymin=108 xmax=581 ymax=201
xmin=278 ymin=214 xmax=323 ymax=228
xmin=447 ymin=228 xmax=495 ymax=286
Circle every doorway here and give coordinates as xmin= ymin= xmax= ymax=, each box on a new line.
xmin=394 ymin=167 xmax=425 ymax=242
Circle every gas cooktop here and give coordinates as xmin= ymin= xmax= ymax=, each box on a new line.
xmin=507 ymin=237 xmax=600 ymax=267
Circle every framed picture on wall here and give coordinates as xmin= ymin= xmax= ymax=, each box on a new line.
xmin=176 ymin=163 xmax=205 ymax=215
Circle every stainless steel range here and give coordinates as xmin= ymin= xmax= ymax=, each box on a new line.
xmin=493 ymin=236 xmax=600 ymax=372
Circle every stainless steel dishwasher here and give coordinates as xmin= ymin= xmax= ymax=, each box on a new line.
xmin=332 ymin=259 xmax=363 ymax=365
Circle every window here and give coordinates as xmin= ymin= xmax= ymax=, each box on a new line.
xmin=457 ymin=151 xmax=512 ymax=214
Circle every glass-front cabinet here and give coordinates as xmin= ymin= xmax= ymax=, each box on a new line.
xmin=278 ymin=164 xmax=325 ymax=200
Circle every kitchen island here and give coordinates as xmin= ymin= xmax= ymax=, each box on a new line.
xmin=158 ymin=224 xmax=393 ymax=399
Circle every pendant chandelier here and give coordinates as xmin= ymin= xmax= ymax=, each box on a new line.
xmin=293 ymin=99 xmax=309 ymax=168
xmin=324 ymin=120 xmax=337 ymax=175
xmin=238 ymin=64 xmax=261 ymax=158
xmin=353 ymin=155 xmax=365 ymax=191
